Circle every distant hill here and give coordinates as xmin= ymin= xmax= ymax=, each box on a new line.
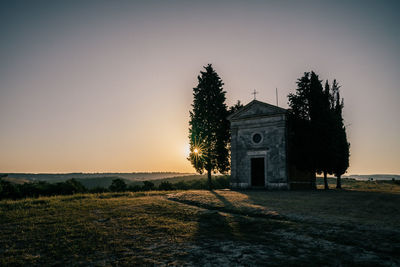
xmin=344 ymin=174 xmax=400 ymax=181
xmin=2 ymin=177 xmax=31 ymax=185
xmin=0 ymin=172 xmax=194 ymax=182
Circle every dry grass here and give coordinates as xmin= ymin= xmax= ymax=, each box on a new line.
xmin=1 ymin=181 xmax=400 ymax=266
xmin=316 ymin=177 xmax=400 ymax=194
xmin=0 ymin=191 xmax=201 ymax=265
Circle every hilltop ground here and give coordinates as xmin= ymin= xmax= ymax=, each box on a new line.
xmin=1 ymin=179 xmax=399 ymax=266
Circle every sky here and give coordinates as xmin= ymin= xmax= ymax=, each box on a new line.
xmin=0 ymin=0 xmax=399 ymax=174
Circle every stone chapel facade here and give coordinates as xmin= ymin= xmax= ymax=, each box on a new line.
xmin=228 ymin=100 xmax=315 ymax=190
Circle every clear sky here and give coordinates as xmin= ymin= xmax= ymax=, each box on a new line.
xmin=1 ymin=0 xmax=399 ymax=174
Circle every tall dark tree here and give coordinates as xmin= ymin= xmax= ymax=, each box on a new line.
xmin=311 ymin=76 xmax=335 ymax=189
xmin=288 ymin=72 xmax=314 ymax=174
xmin=188 ymin=64 xmax=230 ymax=189
xmin=309 ymin=72 xmax=334 ymax=189
xmin=288 ymin=71 xmax=341 ymax=190
xmin=330 ymin=80 xmax=350 ymax=188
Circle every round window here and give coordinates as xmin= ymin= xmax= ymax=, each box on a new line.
xmin=252 ymin=133 xmax=262 ymax=144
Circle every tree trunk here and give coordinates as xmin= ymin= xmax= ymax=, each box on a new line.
xmin=323 ymin=170 xmax=329 ymax=190
xmin=336 ymin=174 xmax=342 ymax=189
xmin=207 ymin=169 xmax=212 ymax=190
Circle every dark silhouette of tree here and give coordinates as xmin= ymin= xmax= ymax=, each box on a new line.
xmin=65 ymin=179 xmax=87 ymax=193
xmin=313 ymin=76 xmax=335 ymax=190
xmin=158 ymin=181 xmax=174 ymax=191
xmin=188 ymin=64 xmax=230 ymax=189
xmin=229 ymin=100 xmax=243 ymax=115
xmin=288 ymin=72 xmax=349 ymax=190
xmin=288 ymin=72 xmax=314 ymax=176
xmin=142 ymin=181 xmax=155 ymax=191
xmin=109 ymin=178 xmax=127 ymax=192
xmin=329 ymin=80 xmax=350 ymax=188
xmin=0 ymin=178 xmax=20 ymax=200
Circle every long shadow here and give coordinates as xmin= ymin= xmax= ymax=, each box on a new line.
xmin=193 ymin=190 xmax=288 ymax=243
xmin=194 ymin=190 xmax=234 ymax=241
xmin=189 ymin=189 xmax=400 ymax=265
xmin=210 ymin=190 xmax=235 ymax=209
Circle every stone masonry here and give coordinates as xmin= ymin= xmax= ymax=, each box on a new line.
xmin=228 ymin=100 xmax=289 ymax=189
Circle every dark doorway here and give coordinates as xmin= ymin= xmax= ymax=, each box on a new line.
xmin=251 ymin=157 xmax=265 ymax=186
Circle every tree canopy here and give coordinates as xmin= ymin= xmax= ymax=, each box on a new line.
xmin=288 ymin=71 xmax=350 ymax=189
xmin=188 ymin=64 xmax=231 ymax=188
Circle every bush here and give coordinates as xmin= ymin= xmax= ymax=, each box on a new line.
xmin=89 ymin=187 xmax=110 ymax=193
xmin=51 ymin=179 xmax=87 ymax=195
xmin=0 ymin=179 xmax=21 ymax=200
xmin=109 ymin=179 xmax=127 ymax=192
xmin=213 ymin=176 xmax=230 ymax=189
xmin=65 ymin=179 xmax=87 ymax=193
xmin=158 ymin=181 xmax=175 ymax=191
xmin=19 ymin=182 xmax=45 ymax=198
xmin=127 ymin=185 xmax=142 ymax=192
xmin=142 ymin=181 xmax=155 ymax=191
xmin=174 ymin=181 xmax=189 ymax=190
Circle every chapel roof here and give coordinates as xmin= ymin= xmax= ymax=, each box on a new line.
xmin=227 ymin=99 xmax=287 ymax=121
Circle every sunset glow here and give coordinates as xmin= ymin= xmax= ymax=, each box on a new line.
xmin=0 ymin=1 xmax=399 ymax=174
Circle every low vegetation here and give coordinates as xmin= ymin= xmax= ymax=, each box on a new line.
xmin=316 ymin=177 xmax=400 ymax=193
xmin=0 ymin=175 xmax=230 ymax=200
xmin=1 ymin=178 xmax=399 ymax=265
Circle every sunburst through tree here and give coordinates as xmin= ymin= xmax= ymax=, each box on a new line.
xmin=188 ymin=136 xmax=207 ymax=171
xmin=188 ymin=64 xmax=230 ymax=189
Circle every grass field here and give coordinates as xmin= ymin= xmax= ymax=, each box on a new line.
xmin=1 ymin=179 xmax=399 ymax=266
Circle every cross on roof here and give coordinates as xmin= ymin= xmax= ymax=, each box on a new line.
xmin=252 ymin=89 xmax=259 ymax=100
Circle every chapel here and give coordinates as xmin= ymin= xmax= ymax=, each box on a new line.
xmin=228 ymin=100 xmax=315 ymax=190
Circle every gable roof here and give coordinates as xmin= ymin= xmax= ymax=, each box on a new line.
xmin=227 ymin=100 xmax=287 ymax=121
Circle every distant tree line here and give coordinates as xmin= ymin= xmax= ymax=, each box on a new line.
xmin=288 ymin=71 xmax=350 ymax=189
xmin=0 ymin=177 xmax=87 ymax=200
xmin=0 ymin=176 xmax=230 ymax=200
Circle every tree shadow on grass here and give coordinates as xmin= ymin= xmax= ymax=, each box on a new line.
xmin=194 ymin=190 xmax=234 ymax=240
xmin=188 ymin=189 xmax=400 ymax=266
xmin=194 ymin=190 xmax=285 ymax=242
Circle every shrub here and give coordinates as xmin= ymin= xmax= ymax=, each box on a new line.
xmin=89 ymin=187 xmax=110 ymax=193
xmin=142 ymin=181 xmax=155 ymax=191
xmin=189 ymin=179 xmax=206 ymax=189
xmin=174 ymin=181 xmax=189 ymax=190
xmin=65 ymin=179 xmax=87 ymax=193
xmin=109 ymin=179 xmax=127 ymax=192
xmin=0 ymin=179 xmax=21 ymax=200
xmin=158 ymin=181 xmax=175 ymax=191
xmin=19 ymin=182 xmax=44 ymax=198
xmin=127 ymin=185 xmax=142 ymax=192
xmin=213 ymin=176 xmax=230 ymax=189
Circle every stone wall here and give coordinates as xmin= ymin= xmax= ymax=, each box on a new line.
xmin=230 ymin=114 xmax=289 ymax=189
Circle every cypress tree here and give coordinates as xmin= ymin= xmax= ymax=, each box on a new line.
xmin=288 ymin=72 xmax=342 ymax=190
xmin=309 ymin=72 xmax=334 ymax=189
xmin=188 ymin=64 xmax=230 ymax=189
xmin=330 ymin=80 xmax=350 ymax=188
xmin=288 ymin=72 xmax=314 ymax=174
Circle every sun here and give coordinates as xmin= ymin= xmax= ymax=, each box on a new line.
xmin=194 ymin=148 xmax=199 ymax=153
